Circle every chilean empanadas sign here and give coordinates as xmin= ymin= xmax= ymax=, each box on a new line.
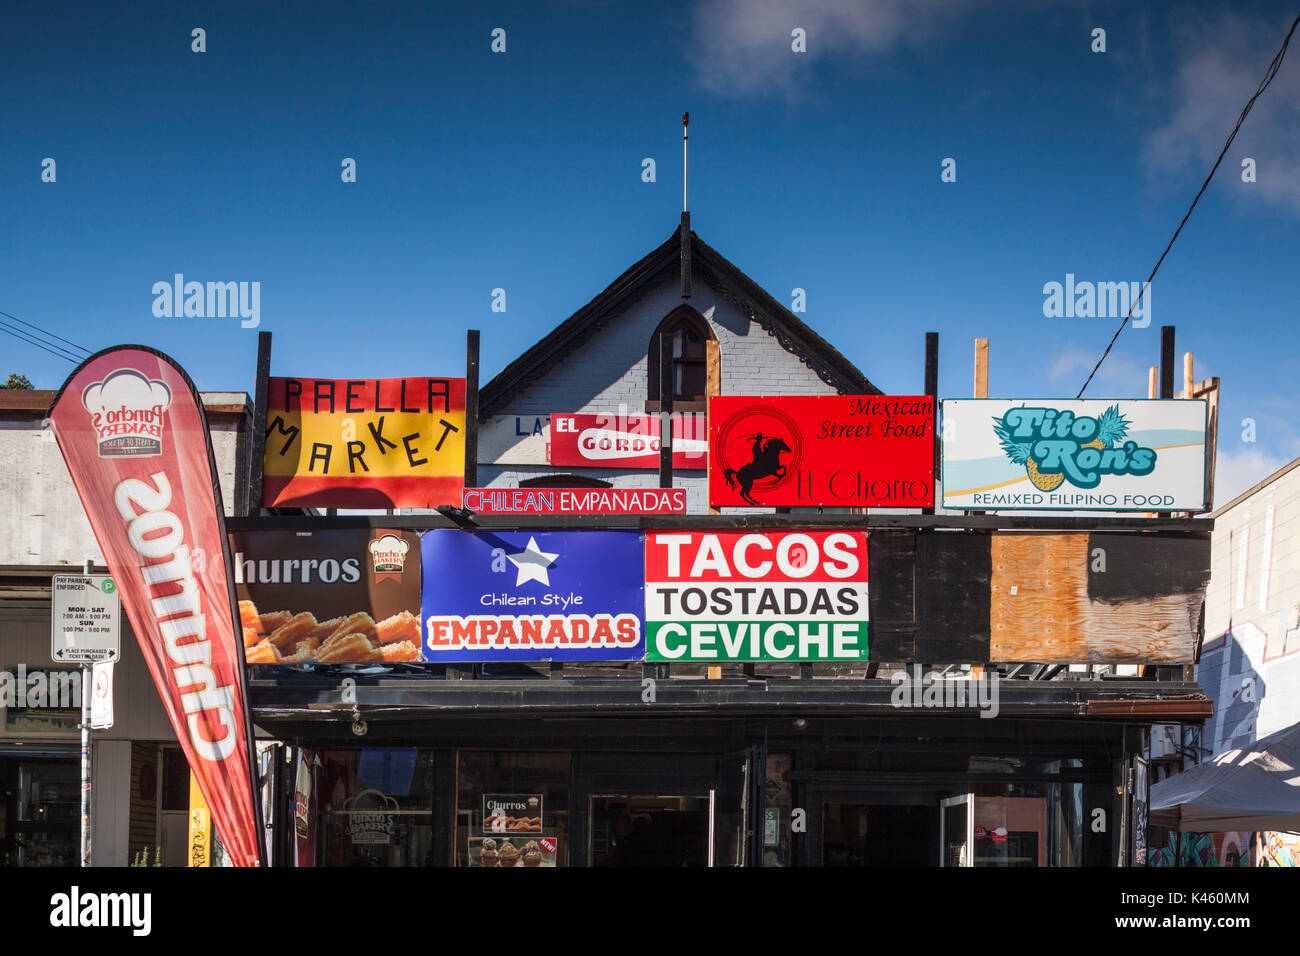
xmin=262 ymin=376 xmax=465 ymax=509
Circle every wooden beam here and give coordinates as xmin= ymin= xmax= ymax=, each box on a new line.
xmin=923 ymin=332 xmax=938 ymax=516
xmin=973 ymin=338 xmax=988 ymax=399
xmin=465 ymin=330 xmax=480 ymax=489
xmin=247 ymin=330 xmax=272 ymax=516
xmin=659 ymin=333 xmax=673 ymax=488
xmin=707 ymin=338 xmax=721 ymax=515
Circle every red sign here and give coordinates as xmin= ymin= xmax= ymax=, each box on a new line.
xmin=263 ymin=376 xmax=465 ymax=509
xmin=991 ymin=826 xmax=1009 ymax=845
xmin=549 ymin=413 xmax=707 ymax=470
xmin=464 ymin=487 xmax=687 ymax=515
xmin=48 ymin=347 xmax=261 ymax=867
xmin=708 ymin=396 xmax=934 ymax=508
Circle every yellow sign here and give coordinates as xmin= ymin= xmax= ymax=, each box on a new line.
xmin=262 ymin=376 xmax=466 ymax=508
xmin=189 ymin=773 xmax=211 ymax=867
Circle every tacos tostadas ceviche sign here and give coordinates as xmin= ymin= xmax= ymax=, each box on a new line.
xmin=941 ymin=399 xmax=1208 ymax=511
xmin=645 ymin=531 xmax=869 ymax=662
xmin=708 ymin=396 xmax=934 ymax=508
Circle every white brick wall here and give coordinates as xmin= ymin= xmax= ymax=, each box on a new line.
xmin=481 ymin=265 xmax=845 ymax=513
xmin=1199 ymin=461 xmax=1300 ymax=754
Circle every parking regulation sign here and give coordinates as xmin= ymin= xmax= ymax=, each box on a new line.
xmin=51 ymin=574 xmax=121 ymax=662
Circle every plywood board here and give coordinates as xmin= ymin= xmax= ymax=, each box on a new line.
xmin=991 ymin=533 xmax=1203 ymax=663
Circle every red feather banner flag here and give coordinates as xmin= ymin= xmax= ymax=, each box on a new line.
xmin=48 ymin=346 xmax=262 ymax=867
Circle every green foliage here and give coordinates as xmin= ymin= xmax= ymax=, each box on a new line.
xmin=3 ymin=373 xmax=34 ymax=389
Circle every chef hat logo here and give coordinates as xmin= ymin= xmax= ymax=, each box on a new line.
xmin=369 ymin=532 xmax=409 ymax=580
xmin=81 ymin=368 xmax=172 ymax=457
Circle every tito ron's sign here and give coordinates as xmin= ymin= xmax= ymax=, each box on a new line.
xmin=47 ymin=346 xmax=261 ymax=867
xmin=708 ymin=396 xmax=934 ymax=508
xmin=941 ymin=399 xmax=1208 ymax=511
xmin=645 ymin=531 xmax=869 ymax=662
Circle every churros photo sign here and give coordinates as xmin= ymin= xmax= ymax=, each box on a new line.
xmin=47 ymin=346 xmax=262 ymax=867
xmin=231 ymin=528 xmax=424 ymax=664
xmin=262 ymin=376 xmax=466 ymax=509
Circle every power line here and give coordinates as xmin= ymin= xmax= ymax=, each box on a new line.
xmin=0 ymin=309 xmax=92 ymax=356
xmin=0 ymin=321 xmax=82 ymax=364
xmin=1077 ymin=12 xmax=1300 ymax=398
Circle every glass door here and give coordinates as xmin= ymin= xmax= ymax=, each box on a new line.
xmin=939 ymin=794 xmax=973 ymax=867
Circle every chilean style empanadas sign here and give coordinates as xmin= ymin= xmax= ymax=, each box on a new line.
xmin=262 ymin=376 xmax=466 ymax=509
xmin=231 ymin=528 xmax=423 ymax=664
xmin=420 ymin=530 xmax=645 ymax=662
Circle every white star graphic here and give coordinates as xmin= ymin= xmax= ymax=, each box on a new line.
xmin=506 ymin=536 xmax=559 ymax=587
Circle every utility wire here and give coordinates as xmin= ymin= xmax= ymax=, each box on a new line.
xmin=0 ymin=321 xmax=83 ymax=364
xmin=1077 ymin=12 xmax=1300 ymax=398
xmin=0 ymin=309 xmax=92 ymax=356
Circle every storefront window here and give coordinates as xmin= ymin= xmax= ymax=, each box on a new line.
xmin=1 ymin=755 xmax=78 ymax=866
xmin=455 ymin=751 xmax=570 ymax=867
xmin=317 ymin=749 xmax=436 ymax=866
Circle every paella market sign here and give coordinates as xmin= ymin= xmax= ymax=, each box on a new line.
xmin=645 ymin=531 xmax=869 ymax=662
xmin=708 ymin=396 xmax=934 ymax=508
xmin=941 ymin=399 xmax=1208 ymax=511
xmin=262 ymin=376 xmax=466 ymax=509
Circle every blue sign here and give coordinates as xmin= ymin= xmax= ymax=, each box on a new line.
xmin=420 ymin=530 xmax=645 ymax=662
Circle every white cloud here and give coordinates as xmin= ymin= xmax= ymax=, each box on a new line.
xmin=1144 ymin=12 xmax=1300 ymax=216
xmin=1213 ymin=446 xmax=1293 ymax=509
xmin=689 ymin=0 xmax=974 ymax=98
xmin=1047 ymin=345 xmax=1148 ymax=396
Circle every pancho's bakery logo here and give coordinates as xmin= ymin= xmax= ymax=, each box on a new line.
xmin=343 ymin=789 xmax=398 ymax=845
xmin=992 ymin=404 xmax=1155 ymax=491
xmin=713 ymin=405 xmax=804 ymax=505
xmin=81 ymin=369 xmax=172 ymax=457
xmin=368 ymin=531 xmax=410 ymax=582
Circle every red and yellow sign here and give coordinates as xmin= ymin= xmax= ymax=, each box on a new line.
xmin=262 ymin=377 xmax=465 ymax=509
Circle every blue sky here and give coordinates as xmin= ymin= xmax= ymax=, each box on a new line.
xmin=2 ymin=0 xmax=1297 ymax=506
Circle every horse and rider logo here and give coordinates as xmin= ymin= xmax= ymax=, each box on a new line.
xmin=713 ymin=405 xmax=804 ymax=505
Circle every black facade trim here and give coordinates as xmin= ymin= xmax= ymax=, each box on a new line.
xmin=478 ymin=225 xmax=881 ymax=417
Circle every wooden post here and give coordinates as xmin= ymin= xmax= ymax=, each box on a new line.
xmin=465 ymin=330 xmax=480 ymax=489
xmin=247 ymin=331 xmax=272 ymax=516
xmin=1182 ymin=352 xmax=1194 ymax=399
xmin=706 ymin=338 xmax=720 ymax=515
xmin=1159 ymin=327 xmax=1175 ymax=400
xmin=659 ymin=333 xmax=673 ymax=488
xmin=969 ymin=337 xmax=988 ymax=678
xmin=1147 ymin=366 xmax=1158 ymax=400
xmin=923 ymin=332 xmax=938 ymax=515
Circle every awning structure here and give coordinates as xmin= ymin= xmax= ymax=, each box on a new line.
xmin=1150 ymin=721 xmax=1300 ymax=832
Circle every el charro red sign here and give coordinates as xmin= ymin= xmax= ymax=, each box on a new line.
xmin=708 ymin=396 xmax=935 ymax=508
xmin=48 ymin=347 xmax=261 ymax=867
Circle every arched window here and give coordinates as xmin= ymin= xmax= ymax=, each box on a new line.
xmin=519 ymin=474 xmax=613 ymax=489
xmin=647 ymin=306 xmax=716 ymax=412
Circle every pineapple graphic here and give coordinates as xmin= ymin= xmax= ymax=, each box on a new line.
xmin=992 ymin=404 xmax=1130 ymax=491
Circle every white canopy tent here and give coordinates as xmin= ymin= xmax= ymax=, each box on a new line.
xmin=1149 ymin=720 xmax=1300 ymax=832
